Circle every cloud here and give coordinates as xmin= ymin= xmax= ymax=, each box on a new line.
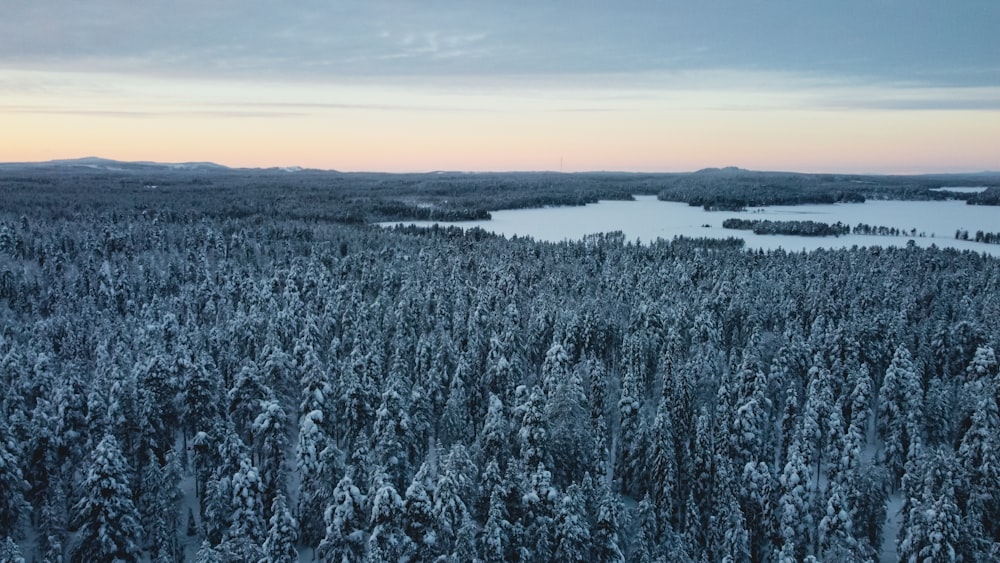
xmin=1 ymin=1 xmax=997 ymax=89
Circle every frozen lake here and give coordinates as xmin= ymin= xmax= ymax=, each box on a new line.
xmin=384 ymin=196 xmax=1000 ymax=256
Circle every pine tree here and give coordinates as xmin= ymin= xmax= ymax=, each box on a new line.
xmin=317 ymin=474 xmax=367 ymax=563
xmin=0 ymin=421 xmax=29 ymax=538
xmin=898 ymin=447 xmax=963 ymax=563
xmin=141 ymin=448 xmax=183 ymax=563
xmin=478 ymin=393 xmax=510 ymax=472
xmin=957 ymin=386 xmax=1000 ymax=548
xmin=223 ymin=457 xmax=266 ymax=560
xmin=296 ymin=409 xmax=342 ymax=550
xmin=182 ymin=354 xmax=221 ymax=440
xmin=520 ymin=464 xmax=557 ymax=562
xmin=710 ymin=461 xmax=750 ymax=563
xmin=251 ymin=398 xmax=289 ymax=512
xmin=261 ymin=492 xmax=299 ymax=563
xmin=878 ymin=345 xmax=923 ymax=487
xmin=546 ymin=361 xmax=594 ymax=486
xmin=554 ymin=484 xmax=590 ymax=563
xmin=591 ymin=485 xmax=626 ymax=563
xmin=440 ymin=357 xmax=473 ymax=447
xmin=367 ymin=473 xmax=410 ymax=562
xmin=817 ymin=481 xmax=857 ymax=559
xmin=541 ymin=341 xmax=572 ymax=399
xmin=194 ymin=540 xmax=223 ymax=563
xmin=297 ymin=343 xmax=330 ymax=422
xmin=403 ymin=463 xmax=438 ymax=560
xmin=228 ymin=361 xmax=275 ymax=444
xmin=69 ymin=435 xmax=143 ymax=563
xmin=0 ymin=537 xmax=24 ymax=563
xmin=517 ymin=385 xmax=550 ymax=470
xmin=777 ymin=437 xmax=813 ymax=561
xmin=370 ymin=385 xmax=413 ymax=491
xmin=617 ymin=350 xmax=646 ymax=497
xmin=632 ymin=495 xmax=658 ymax=563
xmin=434 ymin=446 xmax=476 ymax=555
xmin=646 ymin=397 xmax=677 ymax=523
xmin=481 ymin=484 xmax=512 ymax=563
xmin=37 ymin=480 xmax=68 ymax=563
xmin=740 ymin=460 xmax=774 ymax=562
xmin=134 ymin=354 xmax=181 ymax=466
xmin=337 ymin=341 xmax=380 ymax=448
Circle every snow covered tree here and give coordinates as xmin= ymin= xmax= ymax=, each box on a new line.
xmin=367 ymin=473 xmax=410 ymax=562
xmin=182 ymin=354 xmax=221 ymax=440
xmin=898 ymin=447 xmax=963 ymax=563
xmin=957 ymin=386 xmax=1000 ymax=549
xmin=296 ymin=409 xmax=342 ymax=550
xmin=710 ymin=462 xmax=751 ymax=563
xmin=297 ymin=343 xmax=330 ymax=422
xmin=964 ymin=345 xmax=997 ymax=385
xmin=251 ymin=398 xmax=289 ymax=512
xmin=817 ymin=481 xmax=858 ymax=559
xmin=878 ymin=345 xmax=924 ymax=487
xmin=261 ymin=492 xmax=299 ymax=563
xmin=337 ymin=341 xmax=380 ymax=448
xmin=478 ymin=393 xmax=510 ymax=472
xmin=0 ymin=420 xmax=29 ymax=538
xmin=228 ymin=361 xmax=275 ymax=444
xmin=0 ymin=537 xmax=24 ymax=563
xmin=370 ymin=385 xmax=413 ymax=490
xmin=517 ymin=385 xmax=550 ymax=470
xmin=553 ymin=484 xmax=590 ymax=562
xmin=645 ymin=397 xmax=677 ymax=523
xmin=140 ymin=448 xmax=183 ymax=563
xmin=440 ymin=357 xmax=473 ymax=447
xmin=403 ymin=463 xmax=438 ymax=560
xmin=631 ymin=495 xmax=659 ymax=563
xmin=520 ymin=463 xmax=557 ymax=562
xmin=616 ymin=358 xmax=646 ymax=497
xmin=134 ymin=354 xmax=181 ymax=466
xmin=222 ymin=457 xmax=266 ymax=560
xmin=69 ymin=434 xmax=143 ymax=563
xmin=741 ymin=460 xmax=774 ymax=562
xmin=194 ymin=540 xmax=223 ymax=563
xmin=317 ymin=475 xmax=367 ymax=563
xmin=435 ymin=445 xmax=477 ymax=555
xmin=591 ymin=485 xmax=626 ymax=563
xmin=777 ymin=437 xmax=814 ymax=561
xmin=481 ymin=484 xmax=512 ymax=563
xmin=546 ymin=361 xmax=594 ymax=486
xmin=541 ymin=341 xmax=572 ymax=400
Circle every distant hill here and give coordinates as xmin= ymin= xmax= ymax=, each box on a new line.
xmin=693 ymin=166 xmax=751 ymax=174
xmin=0 ymin=157 xmax=231 ymax=173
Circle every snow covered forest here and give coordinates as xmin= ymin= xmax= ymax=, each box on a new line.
xmin=1 ymin=173 xmax=999 ymax=562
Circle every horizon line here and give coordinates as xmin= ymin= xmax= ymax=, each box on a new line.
xmin=2 ymin=156 xmax=998 ymax=178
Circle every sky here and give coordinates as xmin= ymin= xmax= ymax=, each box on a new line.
xmin=1 ymin=1 xmax=998 ymax=173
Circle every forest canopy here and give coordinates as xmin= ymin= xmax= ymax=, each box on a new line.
xmin=0 ymin=167 xmax=998 ymax=561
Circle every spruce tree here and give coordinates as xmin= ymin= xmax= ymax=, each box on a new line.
xmin=69 ymin=435 xmax=143 ymax=563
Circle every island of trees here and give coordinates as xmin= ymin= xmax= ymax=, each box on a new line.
xmin=722 ymin=218 xmax=851 ymax=237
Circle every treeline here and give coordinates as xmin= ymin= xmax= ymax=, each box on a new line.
xmin=852 ymin=223 xmax=922 ymax=237
xmin=0 ymin=168 xmax=660 ymax=225
xmin=3 ymin=166 xmax=998 ymax=230
xmin=722 ymin=218 xmax=850 ymax=237
xmin=656 ymin=169 xmax=1000 ymax=211
xmin=967 ymin=187 xmax=1000 ymax=206
xmin=722 ymin=218 xmax=930 ymax=239
xmin=0 ymin=174 xmax=998 ymax=562
xmin=957 ymin=230 xmax=1000 ymax=245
